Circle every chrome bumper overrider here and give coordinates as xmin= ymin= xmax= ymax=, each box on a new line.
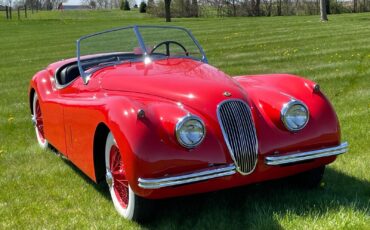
xmin=265 ymin=142 xmax=348 ymax=166
xmin=138 ymin=164 xmax=236 ymax=189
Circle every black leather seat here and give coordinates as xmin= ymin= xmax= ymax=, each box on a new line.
xmin=59 ymin=64 xmax=80 ymax=85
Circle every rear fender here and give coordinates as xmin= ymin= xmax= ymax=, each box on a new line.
xmin=29 ymin=70 xmax=53 ymax=113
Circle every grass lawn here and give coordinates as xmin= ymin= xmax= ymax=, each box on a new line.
xmin=0 ymin=10 xmax=369 ymax=229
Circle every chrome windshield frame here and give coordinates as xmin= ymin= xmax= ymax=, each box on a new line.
xmin=76 ymin=25 xmax=208 ymax=84
xmin=136 ymin=25 xmax=208 ymax=63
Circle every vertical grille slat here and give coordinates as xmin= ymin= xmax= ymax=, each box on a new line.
xmin=217 ymin=100 xmax=258 ymax=175
xmin=235 ymin=102 xmax=252 ymax=171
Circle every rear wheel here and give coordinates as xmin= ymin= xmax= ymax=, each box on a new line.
xmin=289 ymin=166 xmax=325 ymax=188
xmin=105 ymin=132 xmax=150 ymax=221
xmin=32 ymin=93 xmax=49 ymax=149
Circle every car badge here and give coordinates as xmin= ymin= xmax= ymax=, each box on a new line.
xmin=223 ymin=91 xmax=232 ymax=97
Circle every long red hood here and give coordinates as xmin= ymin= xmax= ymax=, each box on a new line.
xmin=99 ymin=58 xmax=248 ymax=110
xmin=98 ymin=58 xmax=340 ymax=156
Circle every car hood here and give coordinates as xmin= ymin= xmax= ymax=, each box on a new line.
xmin=99 ymin=58 xmax=249 ymax=110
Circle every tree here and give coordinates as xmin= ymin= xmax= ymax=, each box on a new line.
xmin=90 ymin=0 xmax=96 ymax=8
xmin=277 ymin=0 xmax=282 ymax=15
xmin=96 ymin=0 xmax=108 ymax=8
xmin=184 ymin=0 xmax=191 ymax=16
xmin=230 ymin=0 xmax=237 ymax=16
xmin=326 ymin=0 xmax=330 ymax=14
xmin=164 ymin=0 xmax=171 ymax=22
xmin=49 ymin=0 xmax=67 ymax=9
xmin=139 ymin=1 xmax=146 ymax=12
xmin=191 ymin=0 xmax=198 ymax=17
xmin=255 ymin=0 xmax=261 ymax=16
xmin=147 ymin=0 xmax=154 ymax=12
xmin=124 ymin=0 xmax=130 ymax=10
xmin=320 ymin=0 xmax=328 ymax=20
xmin=44 ymin=0 xmax=52 ymax=9
xmin=120 ymin=0 xmax=130 ymax=10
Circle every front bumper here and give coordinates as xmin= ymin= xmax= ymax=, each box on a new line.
xmin=265 ymin=142 xmax=348 ymax=166
xmin=138 ymin=164 xmax=236 ymax=189
xmin=138 ymin=142 xmax=348 ymax=189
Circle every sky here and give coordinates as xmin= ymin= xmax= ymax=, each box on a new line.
xmin=65 ymin=0 xmax=80 ymax=5
xmin=65 ymin=0 xmax=86 ymax=5
xmin=65 ymin=0 xmax=81 ymax=5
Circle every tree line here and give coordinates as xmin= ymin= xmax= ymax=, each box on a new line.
xmin=0 ymin=0 xmax=67 ymax=10
xmin=147 ymin=0 xmax=370 ymax=21
xmin=1 ymin=0 xmax=369 ymax=22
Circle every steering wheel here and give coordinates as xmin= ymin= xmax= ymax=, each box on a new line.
xmin=150 ymin=40 xmax=189 ymax=57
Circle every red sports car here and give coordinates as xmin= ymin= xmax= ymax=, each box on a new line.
xmin=29 ymin=25 xmax=348 ymax=221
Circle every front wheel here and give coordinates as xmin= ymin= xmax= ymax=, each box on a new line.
xmin=105 ymin=132 xmax=150 ymax=221
xmin=289 ymin=166 xmax=326 ymax=188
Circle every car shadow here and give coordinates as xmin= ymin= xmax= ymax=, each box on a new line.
xmin=142 ymin=168 xmax=369 ymax=229
xmin=59 ymin=155 xmax=369 ymax=229
xmin=59 ymin=157 xmax=111 ymax=201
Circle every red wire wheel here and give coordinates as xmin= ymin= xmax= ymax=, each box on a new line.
xmin=32 ymin=93 xmax=48 ymax=148
xmin=35 ymin=99 xmax=46 ymax=142
xmin=109 ymin=144 xmax=129 ymax=208
xmin=105 ymin=132 xmax=145 ymax=220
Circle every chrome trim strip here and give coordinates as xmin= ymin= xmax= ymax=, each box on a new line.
xmin=265 ymin=142 xmax=348 ymax=166
xmin=138 ymin=164 xmax=236 ymax=189
xmin=133 ymin=25 xmax=148 ymax=55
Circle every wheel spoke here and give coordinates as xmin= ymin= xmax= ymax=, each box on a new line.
xmin=109 ymin=143 xmax=129 ymax=209
xmin=114 ymin=179 xmax=129 ymax=188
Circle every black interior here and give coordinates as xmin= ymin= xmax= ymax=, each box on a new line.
xmin=55 ymin=61 xmax=80 ymax=86
xmin=54 ymin=52 xmax=193 ymax=87
xmin=59 ymin=64 xmax=80 ymax=85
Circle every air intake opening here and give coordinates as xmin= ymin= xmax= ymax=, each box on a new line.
xmin=217 ymin=99 xmax=258 ymax=175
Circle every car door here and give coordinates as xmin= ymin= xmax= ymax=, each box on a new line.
xmin=59 ymin=77 xmax=101 ymax=179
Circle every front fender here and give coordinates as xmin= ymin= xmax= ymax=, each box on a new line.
xmin=105 ymin=96 xmax=231 ymax=197
xmin=234 ymin=74 xmax=341 ymax=158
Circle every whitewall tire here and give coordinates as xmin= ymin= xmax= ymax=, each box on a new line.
xmin=105 ymin=132 xmax=149 ymax=221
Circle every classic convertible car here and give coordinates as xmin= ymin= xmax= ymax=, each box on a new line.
xmin=29 ymin=25 xmax=348 ymax=221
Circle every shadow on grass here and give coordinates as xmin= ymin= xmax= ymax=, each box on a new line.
xmin=142 ymin=168 xmax=369 ymax=229
xmin=60 ymin=155 xmax=369 ymax=229
xmin=58 ymin=156 xmax=111 ymax=201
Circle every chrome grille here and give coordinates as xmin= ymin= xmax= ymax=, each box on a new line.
xmin=217 ymin=99 xmax=258 ymax=175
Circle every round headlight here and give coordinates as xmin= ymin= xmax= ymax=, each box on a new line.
xmin=281 ymin=100 xmax=309 ymax=131
xmin=176 ymin=115 xmax=206 ymax=148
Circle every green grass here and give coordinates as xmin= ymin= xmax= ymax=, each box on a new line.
xmin=0 ymin=10 xmax=369 ymax=229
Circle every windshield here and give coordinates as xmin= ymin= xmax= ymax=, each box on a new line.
xmin=77 ymin=25 xmax=207 ymax=82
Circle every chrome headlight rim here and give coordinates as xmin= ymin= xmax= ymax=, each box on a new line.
xmin=281 ymin=100 xmax=309 ymax=132
xmin=175 ymin=114 xmax=206 ymax=149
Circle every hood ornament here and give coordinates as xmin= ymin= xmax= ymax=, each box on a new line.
xmin=223 ymin=91 xmax=232 ymax=97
